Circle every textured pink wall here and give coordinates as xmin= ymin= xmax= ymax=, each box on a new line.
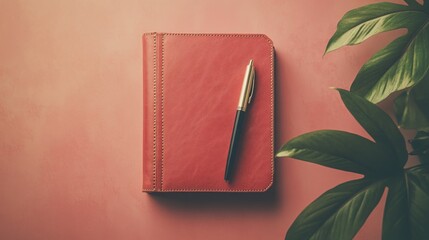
xmin=0 ymin=0 xmax=404 ymax=239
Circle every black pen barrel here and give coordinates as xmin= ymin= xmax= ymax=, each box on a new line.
xmin=224 ymin=110 xmax=245 ymax=181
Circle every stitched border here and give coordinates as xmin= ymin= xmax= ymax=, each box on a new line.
xmin=152 ymin=33 xmax=157 ymax=191
xmin=160 ymin=34 xmax=165 ymax=190
xmin=142 ymin=33 xmax=157 ymax=192
xmin=158 ymin=33 xmax=274 ymax=192
xmin=152 ymin=34 xmax=157 ymax=190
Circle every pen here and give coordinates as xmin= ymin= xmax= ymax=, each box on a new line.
xmin=224 ymin=60 xmax=255 ymax=181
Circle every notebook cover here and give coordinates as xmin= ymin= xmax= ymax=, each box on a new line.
xmin=142 ymin=33 xmax=274 ymax=192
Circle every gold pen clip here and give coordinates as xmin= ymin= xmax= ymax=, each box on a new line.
xmin=248 ymin=66 xmax=255 ymax=104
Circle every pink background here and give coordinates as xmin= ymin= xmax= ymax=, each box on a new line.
xmin=0 ymin=0 xmax=408 ymax=239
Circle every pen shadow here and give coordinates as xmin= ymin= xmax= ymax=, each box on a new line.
xmin=149 ymin=50 xmax=284 ymax=213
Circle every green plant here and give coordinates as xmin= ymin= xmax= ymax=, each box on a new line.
xmin=277 ymin=0 xmax=429 ymax=239
xmin=278 ymin=90 xmax=429 ymax=239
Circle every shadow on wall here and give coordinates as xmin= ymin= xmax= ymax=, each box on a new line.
xmin=149 ymin=181 xmax=280 ymax=213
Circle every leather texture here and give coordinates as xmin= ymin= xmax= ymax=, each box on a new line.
xmin=143 ymin=33 xmax=274 ymax=192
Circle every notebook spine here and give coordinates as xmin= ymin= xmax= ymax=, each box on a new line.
xmin=142 ymin=33 xmax=163 ymax=192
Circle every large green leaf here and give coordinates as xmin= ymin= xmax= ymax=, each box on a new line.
xmin=325 ymin=2 xmax=426 ymax=52
xmin=277 ymin=130 xmax=395 ymax=176
xmin=394 ymin=75 xmax=429 ymax=130
xmin=326 ymin=2 xmax=429 ymax=103
xmin=383 ymin=165 xmax=429 ymax=240
xmin=286 ymin=178 xmax=385 ymax=240
xmin=338 ymin=89 xmax=408 ymax=167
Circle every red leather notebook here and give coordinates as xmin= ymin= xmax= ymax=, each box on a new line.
xmin=142 ymin=33 xmax=274 ymax=192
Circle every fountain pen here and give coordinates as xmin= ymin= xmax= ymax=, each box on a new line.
xmin=224 ymin=60 xmax=255 ymax=181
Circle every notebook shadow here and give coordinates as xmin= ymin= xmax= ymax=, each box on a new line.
xmin=149 ymin=170 xmax=280 ymax=213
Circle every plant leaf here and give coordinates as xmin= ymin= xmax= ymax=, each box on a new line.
xmin=326 ymin=2 xmax=429 ymax=103
xmin=394 ymin=91 xmax=429 ymax=130
xmin=383 ymin=165 xmax=429 ymax=240
xmin=382 ymin=174 xmax=410 ymax=240
xmin=394 ymin=76 xmax=429 ymax=130
xmin=338 ymin=89 xmax=408 ymax=167
xmin=326 ymin=2 xmax=427 ymax=53
xmin=286 ymin=178 xmax=385 ymax=240
xmin=351 ymin=26 xmax=429 ymax=103
xmin=277 ymin=130 xmax=396 ymax=176
xmin=410 ymin=131 xmax=429 ymax=163
xmin=407 ymin=168 xmax=429 ymax=239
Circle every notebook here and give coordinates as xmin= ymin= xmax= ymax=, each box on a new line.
xmin=142 ymin=33 xmax=274 ymax=192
